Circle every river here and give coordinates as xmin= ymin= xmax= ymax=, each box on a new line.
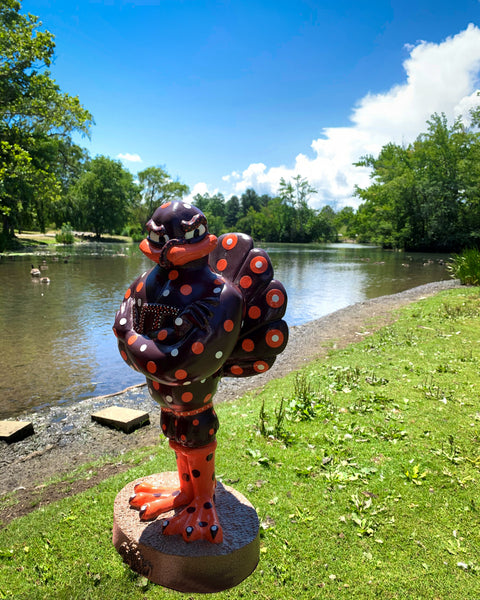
xmin=0 ymin=242 xmax=450 ymax=418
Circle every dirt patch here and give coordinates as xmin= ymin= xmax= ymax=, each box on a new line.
xmin=0 ymin=279 xmax=461 ymax=525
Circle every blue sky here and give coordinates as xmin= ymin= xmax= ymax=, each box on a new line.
xmin=21 ymin=0 xmax=480 ymax=208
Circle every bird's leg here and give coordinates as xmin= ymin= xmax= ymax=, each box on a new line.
xmin=129 ymin=440 xmax=194 ymax=520
xmin=161 ymin=440 xmax=223 ymax=543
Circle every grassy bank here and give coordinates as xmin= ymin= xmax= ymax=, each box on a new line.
xmin=1 ymin=287 xmax=480 ymax=599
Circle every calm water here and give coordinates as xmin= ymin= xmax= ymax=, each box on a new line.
xmin=0 ymin=242 xmax=450 ymax=418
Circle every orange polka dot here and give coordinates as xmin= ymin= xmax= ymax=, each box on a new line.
xmin=136 ymin=281 xmax=144 ymax=292
xmin=193 ymin=419 xmax=199 ymax=426
xmin=124 ymin=288 xmax=131 ymax=299
xmin=266 ymin=288 xmax=285 ymax=308
xmin=254 ymin=360 xmax=269 ymax=373
xmin=147 ymin=361 xmax=157 ymax=373
xmin=191 ymin=342 xmax=204 ymax=355
xmin=204 ymin=393 xmax=212 ymax=403
xmin=127 ymin=334 xmax=137 ymax=345
xmin=248 ymin=306 xmax=261 ymax=319
xmin=224 ymin=319 xmax=234 ymax=332
xmin=231 ymin=365 xmax=244 ymax=375
xmin=222 ymin=234 xmax=238 ymax=250
xmin=180 ymin=284 xmax=192 ymax=296
xmin=152 ymin=381 xmax=160 ymax=390
xmin=216 ymin=258 xmax=227 ymax=271
xmin=161 ymin=202 xmax=171 ymax=209
xmin=250 ymin=256 xmax=268 ymax=274
xmin=242 ymin=339 xmax=255 ymax=352
xmin=209 ymin=428 xmax=215 ymax=436
xmin=266 ymin=329 xmax=284 ymax=348
xmin=157 ymin=329 xmax=168 ymax=341
xmin=113 ymin=328 xmax=118 ymax=338
xmin=162 ymin=424 xmax=167 ymax=431
xmin=240 ymin=275 xmax=252 ymax=288
xmin=169 ymin=270 xmax=179 ymax=280
xmin=120 ymin=350 xmax=128 ymax=361
xmin=182 ymin=392 xmax=193 ymax=402
xmin=181 ymin=435 xmax=186 ymax=442
xmin=175 ymin=369 xmax=187 ymax=380
xmin=215 ymin=278 xmax=224 ymax=285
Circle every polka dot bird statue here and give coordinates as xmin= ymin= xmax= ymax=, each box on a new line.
xmin=113 ymin=201 xmax=288 ymax=544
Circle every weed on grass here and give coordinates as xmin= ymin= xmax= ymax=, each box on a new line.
xmin=1 ymin=288 xmax=480 ymax=599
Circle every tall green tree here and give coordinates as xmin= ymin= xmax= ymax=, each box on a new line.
xmin=0 ymin=0 xmax=92 ymax=241
xmin=278 ymin=175 xmax=319 ymax=242
xmin=73 ymin=156 xmax=139 ymax=238
xmin=355 ymin=112 xmax=480 ymax=251
xmin=137 ymin=166 xmax=189 ymax=219
xmin=224 ymin=195 xmax=240 ymax=227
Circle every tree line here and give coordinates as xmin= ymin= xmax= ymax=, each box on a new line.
xmin=2 ymin=1 xmax=480 ymax=253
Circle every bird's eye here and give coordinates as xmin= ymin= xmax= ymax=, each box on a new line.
xmin=149 ymin=232 xmax=169 ymax=245
xmin=184 ymin=224 xmax=206 ymax=240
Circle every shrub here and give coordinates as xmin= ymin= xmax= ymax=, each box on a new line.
xmin=448 ymin=248 xmax=480 ymax=285
xmin=55 ymin=223 xmax=75 ymax=245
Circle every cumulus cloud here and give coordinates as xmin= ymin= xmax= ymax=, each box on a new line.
xmin=184 ymin=181 xmax=221 ymax=202
xmin=117 ymin=153 xmax=142 ymax=163
xmin=221 ymin=24 xmax=480 ymax=209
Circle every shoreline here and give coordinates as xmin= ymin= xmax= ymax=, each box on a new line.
xmin=0 ymin=279 xmax=461 ymax=505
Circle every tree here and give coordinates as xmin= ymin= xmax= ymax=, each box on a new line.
xmin=73 ymin=156 xmax=139 ymax=238
xmin=0 ymin=0 xmax=92 ymax=241
xmin=277 ymin=175 xmax=318 ymax=242
xmin=355 ymin=112 xmax=480 ymax=251
xmin=137 ymin=166 xmax=189 ymax=219
xmin=224 ymin=195 xmax=240 ymax=227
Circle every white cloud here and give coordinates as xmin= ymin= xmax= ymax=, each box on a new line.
xmin=221 ymin=24 xmax=480 ymax=209
xmin=117 ymin=153 xmax=142 ymax=163
xmin=184 ymin=181 xmax=221 ymax=203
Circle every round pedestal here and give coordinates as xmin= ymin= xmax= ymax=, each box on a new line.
xmin=112 ymin=472 xmax=260 ymax=593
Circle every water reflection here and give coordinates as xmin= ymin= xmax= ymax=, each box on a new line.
xmin=0 ymin=243 xmax=450 ymax=417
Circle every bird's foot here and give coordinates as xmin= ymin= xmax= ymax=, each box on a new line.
xmin=161 ymin=494 xmax=223 ymax=543
xmin=129 ymin=481 xmax=192 ymax=521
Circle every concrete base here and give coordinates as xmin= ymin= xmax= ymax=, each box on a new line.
xmin=112 ymin=472 xmax=259 ymax=593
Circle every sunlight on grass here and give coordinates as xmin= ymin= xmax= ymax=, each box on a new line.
xmin=1 ymin=287 xmax=480 ymax=599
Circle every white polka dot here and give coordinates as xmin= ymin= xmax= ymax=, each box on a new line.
xmin=183 ymin=203 xmax=192 ymax=209
xmin=140 ymin=344 xmax=147 ymax=352
xmin=162 ymin=289 xmax=170 ymax=297
xmin=255 ymin=260 xmax=263 ymax=269
xmin=171 ymin=348 xmax=179 ymax=357
xmin=166 ymin=395 xmax=173 ymax=403
xmin=215 ymin=351 xmax=223 ymax=359
xmin=272 ymin=335 xmax=279 ymax=343
xmin=137 ymin=298 xmax=142 ymax=306
xmin=257 ymin=364 xmax=265 ymax=370
xmin=226 ymin=238 xmax=233 ymax=245
xmin=213 ymin=287 xmax=221 ymax=293
xmin=119 ymin=318 xmax=127 ymax=325
xmin=272 ymin=294 xmax=279 ymax=303
xmin=175 ymin=317 xmax=183 ymax=326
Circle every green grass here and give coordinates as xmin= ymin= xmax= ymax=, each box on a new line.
xmin=2 ymin=287 xmax=480 ymax=599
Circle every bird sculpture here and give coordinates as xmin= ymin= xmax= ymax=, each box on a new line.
xmin=113 ymin=201 xmax=288 ymax=543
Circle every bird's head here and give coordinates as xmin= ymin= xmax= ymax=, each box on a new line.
xmin=140 ymin=201 xmax=217 ymax=268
